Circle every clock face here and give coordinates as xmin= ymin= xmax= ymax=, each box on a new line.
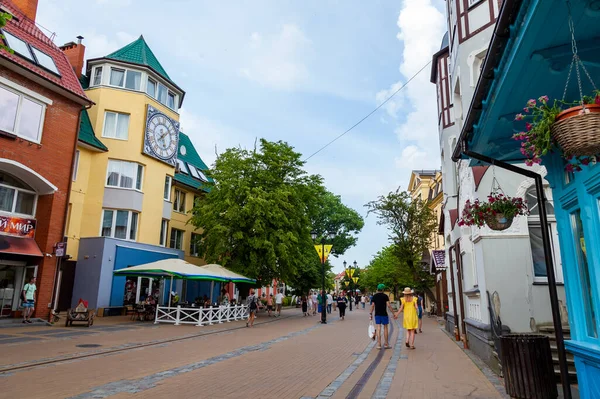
xmin=144 ymin=106 xmax=180 ymax=165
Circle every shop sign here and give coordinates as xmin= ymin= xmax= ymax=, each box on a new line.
xmin=0 ymin=215 xmax=36 ymax=238
xmin=55 ymin=242 xmax=67 ymax=257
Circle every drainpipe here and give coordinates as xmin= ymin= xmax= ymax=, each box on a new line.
xmin=448 ymin=244 xmax=460 ymax=341
xmin=455 ymin=239 xmax=469 ymax=349
xmin=461 ymin=146 xmax=571 ymax=399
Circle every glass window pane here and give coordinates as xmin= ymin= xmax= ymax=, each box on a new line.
xmin=129 ymin=213 xmax=138 ymax=240
xmin=177 ymin=159 xmax=188 ymax=174
xmin=158 ymin=84 xmax=167 ymax=105
xmin=170 ymin=228 xmax=177 ymax=249
xmin=179 ymin=192 xmax=186 ymax=212
xmin=115 ymin=114 xmax=129 ymax=139
xmin=529 ymin=225 xmax=546 ymax=277
xmin=3 ymin=31 xmax=33 ymax=61
xmin=0 ymin=86 xmax=19 ymax=132
xmin=125 ymin=70 xmax=141 ymax=90
xmin=119 ymin=162 xmax=135 ymax=189
xmin=147 ymin=79 xmax=156 ymax=98
xmin=572 ymin=210 xmax=598 ymax=338
xmin=30 ymin=47 xmax=60 ymax=75
xmin=114 ymin=210 xmax=128 ymax=239
xmin=164 ymin=176 xmax=171 ymax=200
xmin=188 ymin=164 xmax=200 ymax=179
xmin=0 ymin=186 xmax=15 ymax=212
xmin=136 ymin=164 xmax=143 ymax=190
xmin=160 ymin=220 xmax=167 ymax=246
xmin=103 ymin=112 xmax=117 ymax=137
xmin=106 ymin=160 xmax=120 ymax=186
xmin=101 ymin=210 xmax=113 ymax=237
xmin=196 ymin=169 xmax=208 ymax=182
xmin=18 ymin=98 xmax=43 ymax=141
xmin=15 ymin=191 xmax=35 ymax=215
xmin=110 ymin=68 xmax=125 ymax=87
xmin=93 ymin=67 xmax=103 ymax=86
xmin=167 ymin=92 xmax=175 ymax=109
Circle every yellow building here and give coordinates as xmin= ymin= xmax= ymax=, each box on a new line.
xmin=59 ymin=36 xmax=211 ymax=311
xmin=408 ymin=170 xmax=447 ymax=315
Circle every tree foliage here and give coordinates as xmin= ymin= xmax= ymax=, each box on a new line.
xmin=0 ymin=12 xmax=12 ymax=53
xmin=365 ymin=188 xmax=438 ymax=299
xmin=190 ymin=139 xmax=363 ymax=288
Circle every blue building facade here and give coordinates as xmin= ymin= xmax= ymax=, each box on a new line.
xmin=451 ymin=0 xmax=600 ymax=397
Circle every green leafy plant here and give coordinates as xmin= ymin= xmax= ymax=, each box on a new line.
xmin=513 ymin=92 xmax=600 ymax=171
xmin=0 ymin=12 xmax=13 ymax=53
xmin=458 ymin=193 xmax=529 ymax=228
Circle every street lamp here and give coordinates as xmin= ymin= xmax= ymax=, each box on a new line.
xmin=311 ymin=230 xmax=336 ymax=324
xmin=344 ymin=260 xmax=359 ymax=310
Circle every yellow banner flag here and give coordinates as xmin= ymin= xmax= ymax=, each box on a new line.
xmin=314 ymin=244 xmax=333 ymax=262
xmin=352 ymin=277 xmax=359 ymax=284
xmin=346 ymin=268 xmax=355 ymax=278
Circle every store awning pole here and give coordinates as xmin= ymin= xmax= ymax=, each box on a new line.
xmin=169 ymin=275 xmax=173 ymax=306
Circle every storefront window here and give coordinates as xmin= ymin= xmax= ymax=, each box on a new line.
xmin=571 ymin=209 xmax=598 ymax=338
xmin=0 ymin=172 xmax=37 ymax=216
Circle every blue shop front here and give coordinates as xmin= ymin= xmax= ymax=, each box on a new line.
xmin=452 ymin=0 xmax=600 ymax=397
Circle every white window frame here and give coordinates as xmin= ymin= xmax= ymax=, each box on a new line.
xmin=164 ymin=175 xmax=172 ymax=201
xmin=92 ymin=66 xmax=103 ymax=86
xmin=173 ymin=189 xmax=186 ymax=213
xmin=100 ymin=209 xmax=139 ymax=241
xmin=0 ymin=182 xmax=38 ymax=218
xmin=159 ymin=219 xmax=168 ymax=246
xmin=0 ymin=82 xmax=47 ymax=144
xmin=190 ymin=232 xmax=200 ymax=257
xmin=72 ymin=150 xmax=80 ymax=181
xmin=105 ymin=159 xmax=144 ymax=191
xmin=102 ymin=111 xmax=130 ymax=140
xmin=145 ymin=75 xmax=179 ymax=111
xmin=170 ymin=228 xmax=184 ymax=250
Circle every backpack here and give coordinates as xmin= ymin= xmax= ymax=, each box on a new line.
xmin=249 ymin=296 xmax=257 ymax=310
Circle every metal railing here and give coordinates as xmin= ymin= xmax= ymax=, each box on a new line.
xmin=154 ymin=304 xmax=248 ymax=326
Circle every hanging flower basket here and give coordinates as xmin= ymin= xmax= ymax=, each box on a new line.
xmin=551 ymin=104 xmax=600 ymax=157
xmin=458 ymin=193 xmax=528 ymax=231
xmin=484 ymin=213 xmax=514 ymax=231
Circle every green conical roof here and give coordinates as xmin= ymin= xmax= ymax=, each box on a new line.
xmin=106 ymin=35 xmax=172 ymax=84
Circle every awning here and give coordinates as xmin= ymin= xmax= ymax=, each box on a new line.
xmin=0 ymin=236 xmax=43 ymax=257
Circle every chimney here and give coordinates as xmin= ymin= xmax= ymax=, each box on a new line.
xmin=59 ymin=36 xmax=85 ymax=77
xmin=12 ymin=0 xmax=38 ymax=21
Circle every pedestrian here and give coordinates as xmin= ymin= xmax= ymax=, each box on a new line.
xmin=361 ymin=294 xmax=366 ymax=309
xmin=317 ymin=291 xmax=323 ymax=314
xmin=417 ymin=292 xmax=424 ymax=333
xmin=355 ymin=294 xmax=360 ymax=308
xmin=370 ymin=284 xmax=395 ymax=349
xmin=301 ymin=295 xmax=308 ymax=316
xmin=336 ymin=294 xmax=347 ymax=320
xmin=394 ymin=287 xmax=419 ymax=349
xmin=332 ymin=292 xmax=337 ymax=312
xmin=266 ymin=294 xmax=274 ymax=317
xmin=326 ymin=292 xmax=333 ymax=314
xmin=246 ymin=289 xmax=259 ymax=327
xmin=312 ymin=291 xmax=318 ymax=315
xmin=21 ymin=276 xmax=37 ymax=324
xmin=348 ymin=293 xmax=353 ymax=311
xmin=275 ymin=290 xmax=284 ymax=317
xmin=307 ymin=291 xmax=313 ymax=315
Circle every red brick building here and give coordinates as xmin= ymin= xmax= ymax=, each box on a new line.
xmin=0 ymin=0 xmax=90 ymax=320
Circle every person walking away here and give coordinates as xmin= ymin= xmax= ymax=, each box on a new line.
xmin=22 ymin=277 xmax=37 ymax=324
xmin=301 ymin=295 xmax=308 ymax=316
xmin=337 ymin=294 xmax=348 ymax=320
xmin=370 ymin=284 xmax=395 ymax=349
xmin=355 ymin=294 xmax=360 ymax=308
xmin=275 ymin=290 xmax=284 ymax=317
xmin=361 ymin=294 xmax=366 ymax=309
xmin=266 ymin=294 xmax=274 ymax=317
xmin=246 ymin=289 xmax=259 ymax=327
xmin=417 ymin=293 xmax=424 ymax=333
xmin=317 ymin=291 xmax=323 ymax=315
xmin=395 ymin=287 xmax=419 ymax=349
xmin=326 ymin=292 xmax=333 ymax=314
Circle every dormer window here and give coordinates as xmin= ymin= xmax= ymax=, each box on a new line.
xmin=109 ymin=67 xmax=141 ymax=91
xmin=148 ymin=76 xmax=178 ymax=111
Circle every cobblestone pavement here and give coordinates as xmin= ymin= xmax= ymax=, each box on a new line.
xmin=0 ymin=309 xmax=504 ymax=398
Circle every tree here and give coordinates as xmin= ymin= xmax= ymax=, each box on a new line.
xmin=361 ymin=246 xmax=412 ymax=296
xmin=190 ymin=139 xmax=323 ymax=286
xmin=365 ymin=188 xmax=438 ymax=301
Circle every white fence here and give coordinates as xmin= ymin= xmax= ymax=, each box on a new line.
xmin=155 ymin=304 xmax=248 ymax=326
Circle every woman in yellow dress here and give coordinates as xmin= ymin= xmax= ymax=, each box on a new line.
xmin=395 ymin=287 xmax=419 ymax=349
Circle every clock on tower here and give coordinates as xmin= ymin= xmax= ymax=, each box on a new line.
xmin=143 ymin=105 xmax=180 ymax=166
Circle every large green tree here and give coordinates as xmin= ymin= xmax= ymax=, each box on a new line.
xmin=365 ymin=188 xmax=438 ymax=301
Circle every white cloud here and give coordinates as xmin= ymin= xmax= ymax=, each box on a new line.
xmin=376 ymin=80 xmax=407 ymax=118
xmin=239 ymin=24 xmax=312 ymax=90
xmin=83 ymin=31 xmax=136 ymax=60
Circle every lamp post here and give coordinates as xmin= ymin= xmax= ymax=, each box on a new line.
xmin=311 ymin=230 xmax=336 ymax=324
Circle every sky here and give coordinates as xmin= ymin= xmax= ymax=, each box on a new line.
xmin=37 ymin=0 xmax=447 ymax=274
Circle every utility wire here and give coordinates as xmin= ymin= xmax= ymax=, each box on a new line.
xmin=303 ymin=60 xmax=432 ymax=162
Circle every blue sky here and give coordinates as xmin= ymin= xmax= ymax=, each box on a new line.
xmin=38 ymin=0 xmax=447 ymax=273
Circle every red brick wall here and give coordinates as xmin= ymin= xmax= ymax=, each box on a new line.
xmin=0 ymin=66 xmax=80 ymax=318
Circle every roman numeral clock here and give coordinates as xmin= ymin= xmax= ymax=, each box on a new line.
xmin=143 ymin=105 xmax=180 ymax=166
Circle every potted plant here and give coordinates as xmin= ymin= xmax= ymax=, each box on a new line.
xmin=513 ymin=91 xmax=600 ymax=171
xmin=458 ymin=193 xmax=529 ymax=231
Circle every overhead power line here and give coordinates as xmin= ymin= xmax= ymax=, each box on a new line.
xmin=303 ymin=60 xmax=432 ymax=162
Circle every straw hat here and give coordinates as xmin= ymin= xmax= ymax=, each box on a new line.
xmin=402 ymin=287 xmax=413 ymax=295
